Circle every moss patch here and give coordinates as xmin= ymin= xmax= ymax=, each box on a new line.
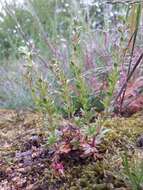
xmin=0 ymin=110 xmax=143 ymax=189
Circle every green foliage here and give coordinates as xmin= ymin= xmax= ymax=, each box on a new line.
xmin=70 ymin=61 xmax=89 ymax=112
xmin=0 ymin=0 xmax=132 ymax=62
xmin=49 ymin=59 xmax=75 ymax=119
xmin=0 ymin=0 xmax=142 ymax=149
xmin=122 ymin=153 xmax=143 ymax=190
xmin=31 ymin=78 xmax=58 ymax=145
xmin=0 ymin=7 xmax=36 ymax=60
xmin=102 ymin=65 xmax=119 ymax=113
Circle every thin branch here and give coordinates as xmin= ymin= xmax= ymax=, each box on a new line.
xmin=114 ymin=52 xmax=143 ymax=104
xmin=106 ymin=0 xmax=143 ymax=4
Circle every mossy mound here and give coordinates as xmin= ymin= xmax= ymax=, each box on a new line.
xmin=0 ymin=110 xmax=143 ymax=189
xmin=104 ymin=115 xmax=143 ymax=142
xmin=34 ymin=114 xmax=143 ymax=189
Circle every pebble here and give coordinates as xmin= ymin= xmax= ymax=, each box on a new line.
xmin=136 ymin=135 xmax=143 ymax=148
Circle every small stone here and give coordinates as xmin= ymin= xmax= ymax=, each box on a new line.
xmin=30 ymin=135 xmax=40 ymax=148
xmin=136 ymin=135 xmax=143 ymax=147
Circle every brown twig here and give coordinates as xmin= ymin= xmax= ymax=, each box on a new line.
xmin=114 ymin=52 xmax=143 ymax=105
xmin=119 ymin=28 xmax=138 ymax=112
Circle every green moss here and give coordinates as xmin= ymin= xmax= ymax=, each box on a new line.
xmin=2 ymin=109 xmax=143 ymax=189
xmin=36 ymin=115 xmax=143 ymax=189
xmin=104 ymin=116 xmax=143 ymax=142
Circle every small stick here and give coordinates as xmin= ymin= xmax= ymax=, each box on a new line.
xmin=114 ymin=52 xmax=143 ymax=105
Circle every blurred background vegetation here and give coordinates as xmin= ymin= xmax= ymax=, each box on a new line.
xmin=0 ymin=0 xmax=142 ymax=110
